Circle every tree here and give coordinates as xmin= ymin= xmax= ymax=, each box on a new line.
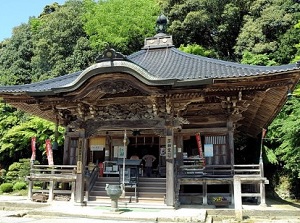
xmin=0 ymin=23 xmax=33 ymax=85
xmin=82 ymin=0 xmax=160 ymax=54
xmin=0 ymin=108 xmax=65 ymax=168
xmin=292 ymin=20 xmax=300 ymax=63
xmin=178 ymin=43 xmax=216 ymax=57
xmin=235 ymin=0 xmax=300 ymax=64
xmin=241 ymin=51 xmax=277 ymax=66
xmin=267 ymin=95 xmax=300 ymax=179
xmin=31 ymin=0 xmax=96 ymax=81
xmin=161 ymin=0 xmax=254 ymax=60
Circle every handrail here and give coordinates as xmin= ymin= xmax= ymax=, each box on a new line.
xmin=29 ymin=164 xmax=77 ymax=175
xmin=27 ymin=164 xmax=78 ymax=202
xmin=178 ymin=163 xmax=262 ymax=178
xmin=85 ymin=165 xmax=99 ymax=201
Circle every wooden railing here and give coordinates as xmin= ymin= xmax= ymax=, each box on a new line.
xmin=26 ymin=164 xmax=77 ymax=202
xmin=233 ymin=164 xmax=261 ymax=176
xmin=178 ymin=163 xmax=262 ymax=178
xmin=85 ymin=165 xmax=99 ymax=201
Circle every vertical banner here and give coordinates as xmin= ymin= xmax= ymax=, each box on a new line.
xmin=45 ymin=139 xmax=54 ymax=166
xmin=166 ymin=136 xmax=173 ymax=159
xmin=77 ymin=138 xmax=83 ymax=174
xmin=30 ymin=137 xmax=36 ymax=161
xmin=195 ymin=133 xmax=205 ymax=166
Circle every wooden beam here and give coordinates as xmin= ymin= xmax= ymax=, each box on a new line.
xmin=84 ymin=119 xmax=165 ymax=130
xmin=179 ymin=128 xmax=228 ymax=134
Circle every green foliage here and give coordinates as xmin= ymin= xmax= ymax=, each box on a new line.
xmin=0 ymin=24 xmax=33 ymax=85
xmin=0 ymin=108 xmax=64 ymax=167
xmin=178 ymin=44 xmax=216 ymax=57
xmin=4 ymin=159 xmax=31 ymax=183
xmin=0 ymin=169 xmax=6 ymax=184
xmin=235 ymin=0 xmax=300 ymax=64
xmin=82 ymin=0 xmax=160 ymax=54
xmin=241 ymin=51 xmax=277 ymax=66
xmin=13 ymin=181 xmax=27 ymax=191
xmin=267 ymin=92 xmax=300 ymax=178
xmin=31 ymin=0 xmax=96 ymax=81
xmin=291 ymin=20 xmax=300 ymax=63
xmin=163 ymin=0 xmax=253 ymax=60
xmin=264 ymin=146 xmax=278 ymax=165
xmin=0 ymin=183 xmax=13 ymax=193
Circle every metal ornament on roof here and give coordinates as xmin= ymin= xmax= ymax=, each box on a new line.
xmin=155 ymin=14 xmax=168 ymax=34
xmin=95 ymin=44 xmax=126 ymax=63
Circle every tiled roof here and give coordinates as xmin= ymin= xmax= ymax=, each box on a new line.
xmin=0 ymin=71 xmax=81 ymax=93
xmin=0 ymin=46 xmax=299 ymax=93
xmin=127 ymin=47 xmax=299 ymax=80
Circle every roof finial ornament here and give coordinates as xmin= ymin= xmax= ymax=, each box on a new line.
xmin=155 ymin=13 xmax=168 ymax=34
xmin=95 ymin=42 xmax=126 ymax=63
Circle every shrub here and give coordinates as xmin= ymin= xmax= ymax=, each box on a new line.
xmin=13 ymin=181 xmax=27 ymax=191
xmin=5 ymin=159 xmax=32 ymax=183
xmin=0 ymin=183 xmax=13 ymax=193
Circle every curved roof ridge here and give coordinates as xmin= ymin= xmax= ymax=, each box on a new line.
xmin=0 ymin=71 xmax=81 ymax=92
xmin=128 ymin=47 xmax=299 ymax=80
xmin=170 ymin=47 xmax=297 ymax=71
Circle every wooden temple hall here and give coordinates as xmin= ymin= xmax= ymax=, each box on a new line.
xmin=0 ymin=15 xmax=300 ymax=209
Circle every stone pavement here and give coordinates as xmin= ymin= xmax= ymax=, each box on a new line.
xmin=0 ymin=195 xmax=300 ymax=222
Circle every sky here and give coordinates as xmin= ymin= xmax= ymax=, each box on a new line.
xmin=0 ymin=0 xmax=66 ymax=41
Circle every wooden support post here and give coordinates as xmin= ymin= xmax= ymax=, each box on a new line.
xmin=230 ymin=182 xmax=234 ymax=205
xmin=165 ymin=127 xmax=174 ymax=206
xmin=28 ymin=180 xmax=33 ymax=200
xmin=75 ymin=129 xmax=87 ymax=205
xmin=71 ymin=181 xmax=75 ymax=202
xmin=227 ymin=118 xmax=235 ymax=172
xmin=63 ymin=131 xmax=70 ymax=165
xmin=259 ymin=159 xmax=267 ymax=206
xmin=202 ymin=181 xmax=207 ymax=205
xmin=48 ymin=180 xmax=54 ymax=202
xmin=233 ymin=176 xmax=243 ymax=221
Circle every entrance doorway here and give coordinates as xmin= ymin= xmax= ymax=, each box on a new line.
xmin=127 ymin=136 xmax=162 ymax=177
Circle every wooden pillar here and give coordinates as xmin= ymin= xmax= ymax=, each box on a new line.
xmin=48 ymin=180 xmax=54 ymax=202
xmin=71 ymin=181 xmax=75 ymax=202
xmin=105 ymin=135 xmax=111 ymax=161
xmin=63 ymin=132 xmax=70 ymax=165
xmin=28 ymin=180 xmax=33 ymax=200
xmin=202 ymin=181 xmax=207 ymax=205
xmin=230 ymin=181 xmax=234 ymax=205
xmin=259 ymin=158 xmax=267 ymax=206
xmin=227 ymin=118 xmax=235 ymax=205
xmin=174 ymin=134 xmax=183 ymax=208
xmin=227 ymin=118 xmax=235 ymax=169
xmin=165 ymin=127 xmax=174 ymax=206
xmin=28 ymin=162 xmax=33 ymax=200
xmin=75 ymin=129 xmax=87 ymax=205
xmin=233 ymin=176 xmax=243 ymax=221
xmin=260 ymin=181 xmax=266 ymax=206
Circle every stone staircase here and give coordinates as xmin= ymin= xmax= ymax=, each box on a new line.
xmin=88 ymin=176 xmax=166 ymax=204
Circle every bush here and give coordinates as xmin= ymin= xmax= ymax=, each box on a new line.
xmin=13 ymin=181 xmax=27 ymax=191
xmin=0 ymin=183 xmax=13 ymax=193
xmin=5 ymin=159 xmax=31 ymax=183
xmin=0 ymin=169 xmax=6 ymax=184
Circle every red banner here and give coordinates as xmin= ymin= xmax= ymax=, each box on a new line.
xmin=195 ymin=133 xmax=205 ymax=166
xmin=30 ymin=137 xmax=36 ymax=161
xmin=45 ymin=139 xmax=54 ymax=165
xmin=262 ymin=128 xmax=267 ymax=139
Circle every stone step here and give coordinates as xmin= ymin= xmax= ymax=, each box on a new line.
xmin=89 ymin=176 xmax=166 ymax=202
xmin=89 ymin=195 xmax=165 ymax=204
xmin=92 ymin=184 xmax=165 ymax=192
